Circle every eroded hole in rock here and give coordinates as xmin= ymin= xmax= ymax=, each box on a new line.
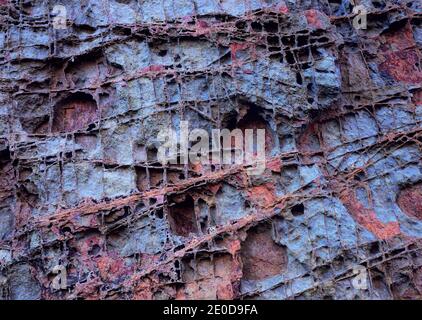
xmin=240 ymin=223 xmax=287 ymax=280
xmin=102 ymin=207 xmax=131 ymax=224
xmin=168 ymin=195 xmax=197 ymax=237
xmin=198 ymin=198 xmax=209 ymax=233
xmin=369 ymin=242 xmax=381 ymax=255
xmin=147 ymin=146 xmax=158 ymax=162
xmin=52 ymin=93 xmax=99 ymax=133
xmin=167 ymin=169 xmax=185 ymax=185
xmin=135 ymin=167 xmax=148 ymax=191
xmin=88 ymin=244 xmax=101 ymax=256
xmin=21 ymin=115 xmax=50 ymax=135
xmin=136 ymin=166 xmax=163 ymax=191
xmin=251 ymin=21 xmax=262 ymax=32
xmin=285 ymin=51 xmax=295 ymax=64
xmin=264 ymin=20 xmax=279 ymax=33
xmin=17 ymin=184 xmax=39 ymax=209
xmin=64 ymin=50 xmax=108 ymax=88
xmin=397 ymin=183 xmax=422 ymax=220
xmin=372 ymin=0 xmax=386 ymax=9
xmin=370 ymin=271 xmax=391 ymax=299
xmin=237 ymin=103 xmax=275 ymax=154
xmin=133 ymin=143 xmax=147 ymax=163
xmin=219 ymin=104 xmax=274 ymax=167
xmin=149 ymin=168 xmax=163 ymax=188
xmin=291 ymin=203 xmax=305 ymax=216
xmin=33 ymin=116 xmax=50 ymax=134
xmin=0 ymin=146 xmax=10 ymax=163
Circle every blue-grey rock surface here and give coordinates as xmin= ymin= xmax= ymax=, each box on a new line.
xmin=0 ymin=0 xmax=421 ymax=300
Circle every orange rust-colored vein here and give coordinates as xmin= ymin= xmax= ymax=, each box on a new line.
xmin=35 ymin=166 xmax=244 ymax=227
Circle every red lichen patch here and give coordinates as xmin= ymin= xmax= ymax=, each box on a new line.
xmin=224 ymin=239 xmax=241 ymax=256
xmin=240 ymin=224 xmax=287 ymax=280
xmin=267 ymin=158 xmax=281 ymax=173
xmin=305 ymin=9 xmax=329 ymax=30
xmin=195 ymin=20 xmax=211 ymax=36
xmin=208 ymin=183 xmax=222 ymax=195
xmin=67 ymin=233 xmax=105 ymax=275
xmin=168 ymin=195 xmax=198 ymax=237
xmin=247 ymin=183 xmax=276 ymax=207
xmin=139 ymin=64 xmax=164 ymax=74
xmin=339 ymin=187 xmax=400 ymax=240
xmin=379 ymin=50 xmax=422 ymax=84
xmin=412 ymin=89 xmax=422 ymax=106
xmin=397 ymin=183 xmax=422 ymax=220
xmin=379 ymin=23 xmax=422 ymax=85
xmin=381 ymin=22 xmax=416 ymax=51
xmin=97 ymin=254 xmax=133 ymax=283
xmin=278 ymin=4 xmax=289 ymax=14
xmin=52 ymin=93 xmax=98 ymax=133
xmin=230 ymin=43 xmax=251 ymax=67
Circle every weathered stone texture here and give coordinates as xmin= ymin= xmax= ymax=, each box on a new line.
xmin=0 ymin=0 xmax=421 ymax=299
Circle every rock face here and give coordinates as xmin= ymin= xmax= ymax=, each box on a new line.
xmin=0 ymin=0 xmax=421 ymax=300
